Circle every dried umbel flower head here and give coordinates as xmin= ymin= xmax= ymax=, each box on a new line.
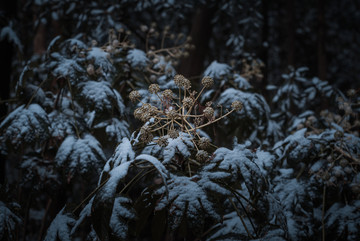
xmin=196 ymin=150 xmax=209 ymax=162
xmin=129 ymin=90 xmax=141 ymax=102
xmin=174 ymin=74 xmax=191 ymax=89
xmin=167 ymin=109 xmax=179 ymax=119
xmin=149 ymin=84 xmax=160 ymax=94
xmin=157 ymin=136 xmax=169 ymax=147
xmin=197 ymin=137 xmax=210 ymax=150
xmin=140 ymin=125 xmax=153 ymax=143
xmin=87 ymin=64 xmax=95 ymax=75
xmin=134 ymin=104 xmax=158 ymax=122
xmin=201 ymin=76 xmax=214 ymax=88
xmin=182 ymin=78 xmax=191 ymax=89
xmin=168 ymin=129 xmax=179 ymax=139
xmin=231 ymin=101 xmax=243 ymax=111
xmin=203 ymin=107 xmax=214 ymax=119
xmin=174 ymin=74 xmax=186 ymax=87
xmin=182 ymin=97 xmax=194 ymax=109
xmin=347 ymin=89 xmax=356 ymax=97
xmin=162 ymin=89 xmax=174 ymax=99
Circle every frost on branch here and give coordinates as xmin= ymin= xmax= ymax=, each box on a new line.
xmin=0 ymin=104 xmax=49 ymax=148
xmin=55 ymin=134 xmax=106 ymax=175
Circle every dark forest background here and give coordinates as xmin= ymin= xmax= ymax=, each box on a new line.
xmin=0 ymin=1 xmax=359 ymax=240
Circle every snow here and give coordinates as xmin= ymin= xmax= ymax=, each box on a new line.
xmin=49 ymin=111 xmax=75 ymax=138
xmin=198 ymin=170 xmax=231 ymax=195
xmin=0 ymin=25 xmax=23 ymax=51
xmin=101 ymin=161 xmax=132 ymax=200
xmin=212 ymin=143 xmax=262 ymax=187
xmin=0 ymin=201 xmax=22 ymax=240
xmin=50 ymin=53 xmax=84 ymax=81
xmin=325 ymin=201 xmax=360 ymax=239
xmin=126 ymin=49 xmax=148 ymax=68
xmin=209 ymin=211 xmax=253 ymax=240
xmin=233 ymin=73 xmax=252 ymax=90
xmin=55 ymin=134 xmax=106 ymax=174
xmin=71 ymin=197 xmax=94 ymax=235
xmin=163 ymin=133 xmax=194 ymax=163
xmin=255 ymin=150 xmax=275 ymax=175
xmin=155 ymin=174 xmax=220 ymax=229
xmin=203 ymin=61 xmax=231 ymax=79
xmin=218 ymin=88 xmax=270 ymax=121
xmin=0 ymin=104 xmax=49 ymax=147
xmin=43 ymin=207 xmax=76 ymax=241
xmin=87 ymin=47 xmax=113 ymax=73
xmin=103 ymin=138 xmax=134 ymax=173
xmin=109 ymin=196 xmax=135 ymax=239
xmin=77 ymin=81 xmax=125 ymax=114
xmin=135 ymin=154 xmax=169 ymax=186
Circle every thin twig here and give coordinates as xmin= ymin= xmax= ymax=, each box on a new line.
xmin=228 ymin=197 xmax=254 ymax=239
xmin=322 ymin=185 xmax=326 ymax=241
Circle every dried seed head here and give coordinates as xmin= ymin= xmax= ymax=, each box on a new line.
xmin=140 ymin=125 xmax=154 ymax=143
xmin=149 ymin=84 xmax=160 ymax=94
xmin=162 ymin=89 xmax=174 ymax=99
xmin=134 ymin=107 xmax=143 ymax=120
xmin=231 ymin=101 xmax=243 ymax=111
xmin=167 ymin=109 xmax=179 ymax=119
xmin=182 ymin=97 xmax=194 ymax=109
xmin=129 ymin=90 xmax=141 ymax=102
xmin=87 ymin=64 xmax=95 ymax=75
xmin=140 ymin=125 xmax=153 ymax=143
xmin=347 ymin=89 xmax=356 ymax=97
xmin=196 ymin=150 xmax=209 ymax=162
xmin=157 ymin=136 xmax=169 ymax=147
xmin=168 ymin=129 xmax=179 ymax=139
xmin=174 ymin=74 xmax=191 ymax=89
xmin=183 ymin=78 xmax=191 ymax=89
xmin=112 ymin=39 xmax=119 ymax=47
xmin=134 ymin=103 xmax=158 ymax=122
xmin=174 ymin=74 xmax=186 ymax=87
xmin=194 ymin=117 xmax=203 ymax=126
xmin=203 ymin=107 xmax=214 ymax=119
xmin=91 ymin=40 xmax=98 ymax=46
xmin=198 ymin=137 xmax=211 ymax=150
xmin=140 ymin=125 xmax=151 ymax=134
xmin=140 ymin=25 xmax=148 ymax=32
xmin=140 ymin=132 xmax=153 ymax=143
xmin=201 ymin=76 xmax=214 ymax=88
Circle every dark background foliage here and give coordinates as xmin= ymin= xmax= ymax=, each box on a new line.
xmin=0 ymin=0 xmax=359 ymax=240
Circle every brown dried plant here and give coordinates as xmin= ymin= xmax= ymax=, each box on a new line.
xmin=129 ymin=74 xmax=243 ymax=161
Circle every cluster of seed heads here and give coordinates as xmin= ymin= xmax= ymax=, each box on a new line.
xmin=129 ymin=74 xmax=243 ymax=162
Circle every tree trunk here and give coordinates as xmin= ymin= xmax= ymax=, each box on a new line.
xmin=286 ymin=0 xmax=295 ymax=67
xmin=0 ymin=0 xmax=17 ymax=185
xmin=317 ymin=0 xmax=327 ymax=80
xmin=177 ymin=7 xmax=216 ymax=79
